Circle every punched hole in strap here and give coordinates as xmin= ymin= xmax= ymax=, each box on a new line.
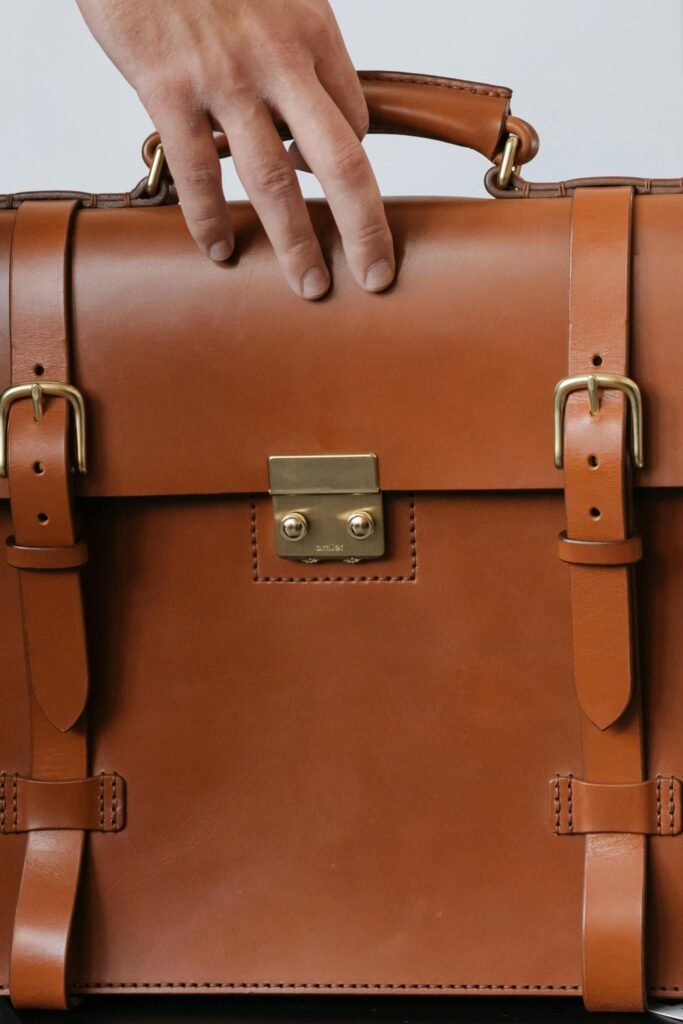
xmin=557 ymin=530 xmax=643 ymax=566
xmin=5 ymin=536 xmax=88 ymax=570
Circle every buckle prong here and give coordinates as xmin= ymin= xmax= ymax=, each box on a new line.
xmin=554 ymin=372 xmax=643 ymax=470
xmin=31 ymin=383 xmax=44 ymax=422
xmin=0 ymin=381 xmax=87 ymax=477
xmin=586 ymin=374 xmax=600 ymax=415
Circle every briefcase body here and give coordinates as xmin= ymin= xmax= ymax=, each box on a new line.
xmin=1 ymin=71 xmax=683 ymax=1014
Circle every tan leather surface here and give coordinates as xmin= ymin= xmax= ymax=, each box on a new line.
xmin=5 ymin=201 xmax=91 ymax=1010
xmin=2 ymin=106 xmax=683 ymax=1008
xmin=561 ymin=188 xmax=646 ymax=1012
xmin=7 ymin=201 xmax=88 ymax=733
xmin=2 ymin=488 xmax=683 ymax=998
xmin=557 ymin=531 xmax=643 ymax=566
xmin=0 ymin=774 xmax=124 ymax=834
xmin=4 ymin=537 xmax=89 ymax=570
xmin=550 ymin=776 xmax=682 ymax=835
xmin=564 ymin=188 xmax=635 ymax=732
xmin=583 ymin=832 xmax=646 ymax=1012
xmin=3 ymin=197 xmax=683 ymax=500
xmin=9 ymin=830 xmax=85 ymax=1008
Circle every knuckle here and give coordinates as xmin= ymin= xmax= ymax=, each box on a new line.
xmin=217 ymin=78 xmax=259 ymax=115
xmin=179 ymin=162 xmax=221 ymax=192
xmin=252 ymin=161 xmax=296 ymax=201
xmin=354 ymin=218 xmax=392 ymax=250
xmin=329 ymin=138 xmax=367 ymax=182
xmin=138 ymin=74 xmax=188 ymax=113
xmin=283 ymin=232 xmax=317 ymax=259
xmin=190 ymin=211 xmax=227 ymax=232
xmin=266 ymin=36 xmax=300 ymax=68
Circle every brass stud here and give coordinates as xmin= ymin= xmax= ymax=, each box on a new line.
xmin=280 ymin=512 xmax=309 ymax=542
xmin=346 ymin=511 xmax=375 ymax=541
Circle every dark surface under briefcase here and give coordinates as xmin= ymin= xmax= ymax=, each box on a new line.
xmin=2 ymin=70 xmax=683 ymax=1016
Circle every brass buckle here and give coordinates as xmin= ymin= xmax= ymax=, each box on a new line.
xmin=496 ymin=133 xmax=520 ymax=189
xmin=0 ymin=381 xmax=87 ymax=477
xmin=553 ymin=372 xmax=644 ymax=470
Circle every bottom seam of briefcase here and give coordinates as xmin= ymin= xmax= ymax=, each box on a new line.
xmin=3 ymin=980 xmax=683 ymax=996
xmin=68 ymin=981 xmax=582 ymax=993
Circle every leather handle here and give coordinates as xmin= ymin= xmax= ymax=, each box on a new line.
xmin=141 ymin=70 xmax=539 ymax=177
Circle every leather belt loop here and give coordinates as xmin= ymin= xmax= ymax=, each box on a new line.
xmin=0 ymin=773 xmax=125 ymax=834
xmin=549 ymin=775 xmax=682 ymax=836
xmin=5 ymin=199 xmax=89 ymax=1011
xmin=557 ymin=530 xmax=643 ymax=566
xmin=5 ymin=535 xmax=89 ymax=570
xmin=561 ymin=187 xmax=647 ymax=1012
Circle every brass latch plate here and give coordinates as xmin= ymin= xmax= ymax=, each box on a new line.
xmin=268 ymin=454 xmax=385 ymax=562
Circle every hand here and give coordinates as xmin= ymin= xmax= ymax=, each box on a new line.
xmin=76 ymin=0 xmax=396 ymax=300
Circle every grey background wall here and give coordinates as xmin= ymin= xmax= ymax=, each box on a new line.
xmin=2 ymin=0 xmax=683 ymax=199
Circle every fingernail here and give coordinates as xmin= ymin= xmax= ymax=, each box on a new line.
xmin=364 ymin=259 xmax=394 ymax=292
xmin=209 ymin=240 xmax=233 ymax=262
xmin=301 ymin=267 xmax=330 ymax=299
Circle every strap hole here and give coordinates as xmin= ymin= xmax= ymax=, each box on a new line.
xmin=592 ymin=354 xmax=603 ymax=367
xmin=589 ymin=507 xmax=601 ymax=520
xmin=587 ymin=454 xmax=599 ymax=468
xmin=37 ymin=512 xmax=49 ymax=525
xmin=32 ymin=461 xmax=45 ymax=475
xmin=33 ymin=363 xmax=45 ymax=377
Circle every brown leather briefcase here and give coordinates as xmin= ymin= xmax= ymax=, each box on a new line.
xmin=2 ymin=70 xmax=683 ymax=1015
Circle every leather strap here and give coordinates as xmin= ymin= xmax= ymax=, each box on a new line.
xmin=557 ymin=531 xmax=642 ymax=566
xmin=0 ymin=773 xmax=125 ymax=834
xmin=561 ymin=187 xmax=647 ymax=1012
xmin=5 ymin=200 xmax=89 ymax=1010
xmin=549 ymin=775 xmax=681 ymax=836
xmin=5 ymin=536 xmax=88 ymax=570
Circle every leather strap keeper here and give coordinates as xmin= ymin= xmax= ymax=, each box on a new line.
xmin=0 ymin=773 xmax=125 ymax=834
xmin=557 ymin=531 xmax=643 ymax=566
xmin=550 ymin=775 xmax=682 ymax=836
xmin=5 ymin=536 xmax=89 ymax=570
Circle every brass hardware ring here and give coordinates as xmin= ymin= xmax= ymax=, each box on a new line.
xmin=496 ymin=133 xmax=520 ymax=190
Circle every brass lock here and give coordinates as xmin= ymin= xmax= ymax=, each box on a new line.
xmin=268 ymin=454 xmax=385 ymax=562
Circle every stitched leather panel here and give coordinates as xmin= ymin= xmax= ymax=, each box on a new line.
xmin=0 ymin=774 xmax=124 ymax=834
xmin=549 ymin=776 xmax=682 ymax=835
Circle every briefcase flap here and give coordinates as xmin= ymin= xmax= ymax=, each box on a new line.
xmin=0 ymin=192 xmax=681 ymax=499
